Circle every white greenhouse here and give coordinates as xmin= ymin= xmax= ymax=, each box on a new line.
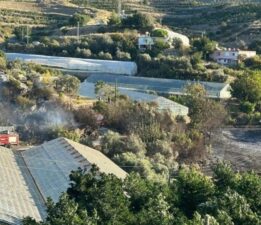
xmin=0 ymin=138 xmax=127 ymax=224
xmin=6 ymin=53 xmax=138 ymax=76
xmin=79 ymin=81 xmax=189 ymax=116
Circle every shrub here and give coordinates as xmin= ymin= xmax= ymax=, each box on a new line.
xmin=240 ymin=101 xmax=255 ymax=114
xmin=152 ymin=29 xmax=168 ymax=38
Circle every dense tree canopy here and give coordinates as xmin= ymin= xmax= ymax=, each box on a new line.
xmin=23 ymin=164 xmax=261 ymax=225
xmin=231 ymin=71 xmax=261 ymax=103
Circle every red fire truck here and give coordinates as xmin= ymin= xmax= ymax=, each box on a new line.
xmin=0 ymin=126 xmax=19 ymax=147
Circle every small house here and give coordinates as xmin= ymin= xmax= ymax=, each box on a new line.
xmin=211 ymin=48 xmax=256 ymax=66
xmin=138 ymin=33 xmax=154 ymax=50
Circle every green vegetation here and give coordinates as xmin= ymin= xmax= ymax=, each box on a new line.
xmin=152 ymin=28 xmax=168 ymax=38
xmin=85 ymin=83 xmax=226 ymax=180
xmin=122 ymin=12 xmax=155 ymax=30
xmin=69 ymin=13 xmax=91 ymax=26
xmin=23 ymin=163 xmax=261 ymax=225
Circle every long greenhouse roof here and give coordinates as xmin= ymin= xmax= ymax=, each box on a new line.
xmin=0 ymin=147 xmax=45 ymax=225
xmin=79 ymin=82 xmax=188 ymax=116
xmin=86 ymin=74 xmax=230 ymax=98
xmin=0 ymin=138 xmax=127 ymax=224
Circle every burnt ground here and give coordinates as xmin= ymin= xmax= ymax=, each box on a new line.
xmin=204 ymin=128 xmax=261 ymax=174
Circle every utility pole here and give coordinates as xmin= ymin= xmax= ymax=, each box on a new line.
xmin=21 ymin=27 xmax=24 ymax=41
xmin=114 ymin=79 xmax=118 ymax=102
xmin=26 ymin=26 xmax=29 ymax=44
xmin=77 ymin=21 xmax=80 ymax=42
xmin=118 ymin=0 xmax=122 ymax=16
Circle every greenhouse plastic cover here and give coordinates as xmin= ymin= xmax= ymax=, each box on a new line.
xmin=0 ymin=147 xmax=45 ymax=224
xmin=22 ymin=138 xmax=127 ymax=202
xmin=6 ymin=53 xmax=137 ymax=76
xmin=79 ymin=81 xmax=189 ymax=116
xmin=85 ymin=74 xmax=230 ymax=98
xmin=0 ymin=138 xmax=127 ymax=224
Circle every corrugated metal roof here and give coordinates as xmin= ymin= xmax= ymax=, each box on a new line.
xmin=0 ymin=147 xmax=45 ymax=225
xmin=85 ymin=74 xmax=231 ymax=98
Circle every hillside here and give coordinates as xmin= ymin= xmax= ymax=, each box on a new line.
xmin=0 ymin=0 xmax=112 ymax=41
xmin=75 ymin=0 xmax=261 ymax=47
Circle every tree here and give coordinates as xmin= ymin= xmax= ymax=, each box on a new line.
xmin=244 ymin=55 xmax=261 ymax=70
xmin=95 ymin=81 xmax=117 ymax=102
xmin=67 ymin=167 xmax=134 ymax=225
xmin=23 ymin=193 xmax=98 ymax=225
xmin=152 ymin=29 xmax=168 ymax=38
xmin=14 ymin=26 xmax=31 ymax=41
xmin=213 ymin=163 xmax=238 ymax=191
xmin=231 ymin=71 xmax=261 ymax=103
xmin=199 ymin=190 xmax=260 ymax=225
xmin=0 ymin=50 xmax=7 ymax=69
xmin=185 ymin=84 xmax=227 ymax=136
xmin=192 ymin=37 xmax=217 ymax=59
xmin=55 ymin=75 xmax=80 ymax=95
xmin=108 ymin=12 xmax=121 ymax=25
xmin=122 ymin=12 xmax=154 ymax=29
xmin=175 ymin=167 xmax=215 ymax=217
xmin=69 ymin=13 xmax=90 ymax=26
xmin=22 ymin=165 xmax=261 ymax=225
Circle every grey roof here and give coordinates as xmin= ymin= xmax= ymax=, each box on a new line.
xmin=86 ymin=74 xmax=231 ymax=98
xmin=0 ymin=147 xmax=45 ymax=225
xmin=79 ymin=82 xmax=188 ymax=116
xmin=22 ymin=138 xmax=127 ymax=203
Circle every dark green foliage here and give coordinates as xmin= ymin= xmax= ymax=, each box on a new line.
xmin=244 ymin=56 xmax=261 ymax=70
xmin=67 ymin=167 xmax=134 ymax=225
xmin=69 ymin=13 xmax=90 ymax=26
xmin=152 ymin=29 xmax=168 ymax=37
xmin=23 ymin=164 xmax=261 ymax=225
xmin=137 ymin=55 xmax=226 ymax=82
xmin=249 ymin=39 xmax=261 ymax=54
xmin=192 ymin=37 xmax=217 ymax=60
xmin=108 ymin=12 xmax=121 ymax=25
xmin=55 ymin=75 xmax=80 ymax=95
xmin=122 ymin=12 xmax=155 ymax=29
xmin=239 ymin=101 xmax=256 ymax=114
xmin=14 ymin=26 xmax=32 ymax=41
xmin=231 ymin=71 xmax=261 ymax=103
xmin=175 ymin=167 xmax=215 ymax=217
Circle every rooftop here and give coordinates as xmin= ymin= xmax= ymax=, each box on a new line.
xmin=0 ymin=138 xmax=127 ymax=224
xmin=85 ymin=74 xmax=231 ymax=98
xmin=79 ymin=82 xmax=189 ymax=116
xmin=6 ymin=53 xmax=137 ymax=76
xmin=0 ymin=147 xmax=45 ymax=225
xmin=22 ymin=138 xmax=127 ymax=202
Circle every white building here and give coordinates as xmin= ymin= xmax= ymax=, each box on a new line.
xmin=211 ymin=48 xmax=256 ymax=66
xmin=137 ymin=33 xmax=154 ymax=50
xmin=138 ymin=29 xmax=190 ymax=50
xmin=0 ymin=71 xmax=8 ymax=82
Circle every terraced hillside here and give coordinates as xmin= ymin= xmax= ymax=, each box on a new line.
xmin=80 ymin=0 xmax=261 ymax=46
